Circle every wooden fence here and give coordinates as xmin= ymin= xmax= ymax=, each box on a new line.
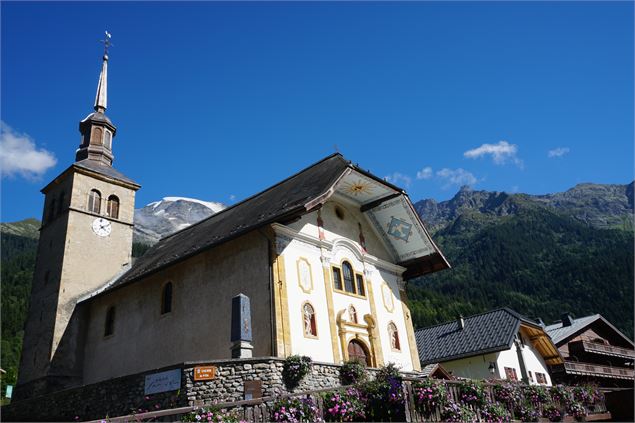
xmin=85 ymin=379 xmax=611 ymax=423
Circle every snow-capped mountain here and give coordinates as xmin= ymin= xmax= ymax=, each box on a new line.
xmin=133 ymin=197 xmax=225 ymax=244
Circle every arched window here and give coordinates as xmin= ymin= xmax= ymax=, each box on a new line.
xmin=104 ymin=306 xmax=116 ymax=336
xmin=342 ymin=261 xmax=355 ymax=293
xmin=388 ymin=322 xmax=401 ymax=351
xmin=88 ymin=189 xmax=101 ymax=214
xmin=161 ymin=282 xmax=173 ymax=315
xmin=349 ymin=305 xmax=358 ymax=324
xmin=302 ymin=302 xmax=317 ymax=337
xmin=91 ymin=127 xmax=103 ymax=145
xmin=58 ymin=191 xmax=65 ymax=216
xmin=107 ymin=195 xmax=120 ymax=219
xmin=104 ymin=130 xmax=112 ymax=149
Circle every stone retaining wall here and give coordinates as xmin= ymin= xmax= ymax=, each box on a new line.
xmin=3 ymin=357 xmax=412 ymax=422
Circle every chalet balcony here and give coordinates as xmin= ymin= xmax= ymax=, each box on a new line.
xmin=569 ymin=340 xmax=635 ymax=360
xmin=551 ymin=361 xmax=634 ymax=380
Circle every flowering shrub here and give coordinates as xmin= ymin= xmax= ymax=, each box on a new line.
xmin=550 ymin=385 xmax=573 ymax=407
xmin=360 ymin=363 xmax=404 ymax=421
xmin=440 ymin=399 xmax=477 ymax=423
xmin=567 ymin=402 xmax=587 ymax=422
xmin=181 ymin=406 xmax=241 ymax=422
xmin=458 ymin=380 xmax=487 ymax=407
xmin=493 ymin=382 xmax=522 ymax=407
xmin=282 ymin=355 xmax=312 ymax=390
xmin=522 ymin=385 xmax=549 ymax=406
xmin=572 ymin=385 xmax=601 ymax=406
xmin=543 ymin=404 xmax=564 ymax=422
xmin=514 ymin=401 xmax=541 ymax=423
xmin=322 ymin=388 xmax=365 ymax=422
xmin=480 ymin=401 xmax=512 ymax=423
xmin=271 ymin=396 xmax=320 ymax=422
xmin=339 ymin=361 xmax=367 ymax=386
xmin=412 ymin=378 xmax=447 ymax=415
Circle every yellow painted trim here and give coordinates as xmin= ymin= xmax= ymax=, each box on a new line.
xmin=322 ymin=265 xmax=342 ymax=363
xmin=399 ymin=288 xmax=421 ymax=371
xmin=300 ymin=301 xmax=319 ymax=339
xmin=277 ymin=254 xmax=292 ymax=356
xmin=296 ymin=257 xmax=314 ymax=294
xmin=337 ymin=310 xmax=349 ymax=362
xmin=271 ymin=253 xmax=285 ymax=357
xmin=365 ymin=281 xmax=384 ymax=367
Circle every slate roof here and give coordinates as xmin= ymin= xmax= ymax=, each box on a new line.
xmin=545 ymin=314 xmax=634 ymax=347
xmin=414 ymin=308 xmax=539 ymax=365
xmin=74 ymin=159 xmax=139 ymax=187
xmin=103 ymin=153 xmax=351 ymax=290
xmin=544 ymin=315 xmax=601 ymax=345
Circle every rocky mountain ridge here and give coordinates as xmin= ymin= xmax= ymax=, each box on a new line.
xmin=415 ymin=182 xmax=634 ymax=233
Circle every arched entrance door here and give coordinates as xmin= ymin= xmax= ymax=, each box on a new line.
xmin=347 ymin=339 xmax=371 ymax=366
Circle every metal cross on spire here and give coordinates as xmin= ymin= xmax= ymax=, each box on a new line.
xmin=99 ymin=31 xmax=113 ymax=57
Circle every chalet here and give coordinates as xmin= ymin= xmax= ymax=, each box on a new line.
xmin=545 ymin=313 xmax=635 ymax=387
xmin=414 ymin=308 xmax=563 ymax=385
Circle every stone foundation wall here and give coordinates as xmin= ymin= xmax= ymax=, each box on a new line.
xmin=3 ymin=357 xmax=410 ymax=422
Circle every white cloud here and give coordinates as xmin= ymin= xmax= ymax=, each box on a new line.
xmin=436 ymin=168 xmax=478 ymax=189
xmin=384 ymin=172 xmax=412 ymax=188
xmin=416 ymin=166 xmax=433 ymax=180
xmin=229 ymin=194 xmax=236 ymax=201
xmin=0 ymin=122 xmax=57 ymax=179
xmin=464 ymin=140 xmax=523 ymax=167
xmin=547 ymin=147 xmax=570 ymax=158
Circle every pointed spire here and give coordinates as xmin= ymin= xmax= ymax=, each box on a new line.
xmin=94 ymin=54 xmax=108 ymax=112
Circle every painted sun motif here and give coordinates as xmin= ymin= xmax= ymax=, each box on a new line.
xmin=342 ymin=179 xmax=374 ymax=196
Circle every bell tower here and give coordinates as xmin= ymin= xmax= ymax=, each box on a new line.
xmin=16 ymin=35 xmax=141 ymax=397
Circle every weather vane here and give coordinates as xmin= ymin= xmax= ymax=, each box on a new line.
xmin=99 ymin=31 xmax=113 ymax=56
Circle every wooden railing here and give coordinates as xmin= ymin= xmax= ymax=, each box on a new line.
xmin=553 ymin=361 xmax=635 ymax=379
xmin=570 ymin=340 xmax=635 ymax=359
xmin=84 ymin=379 xmax=611 ymax=423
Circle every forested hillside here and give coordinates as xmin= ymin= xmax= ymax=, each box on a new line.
xmin=408 ymin=192 xmax=634 ymax=339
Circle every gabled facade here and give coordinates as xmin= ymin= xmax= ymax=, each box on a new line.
xmin=414 ymin=308 xmax=563 ymax=386
xmin=545 ymin=313 xmax=635 ymax=387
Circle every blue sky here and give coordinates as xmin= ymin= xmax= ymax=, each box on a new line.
xmin=1 ymin=2 xmax=633 ymax=222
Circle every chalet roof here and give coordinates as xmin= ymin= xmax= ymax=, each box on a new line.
xmin=414 ymin=308 xmax=562 ymax=366
xmin=88 ymin=153 xmax=449 ymax=298
xmin=545 ymin=314 xmax=634 ymax=347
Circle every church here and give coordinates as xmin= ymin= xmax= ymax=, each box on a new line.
xmin=14 ymin=49 xmax=450 ymax=400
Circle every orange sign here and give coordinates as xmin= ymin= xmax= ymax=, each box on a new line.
xmin=194 ymin=366 xmax=217 ymax=381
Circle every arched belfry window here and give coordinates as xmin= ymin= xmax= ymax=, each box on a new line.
xmin=107 ymin=195 xmax=120 ymax=219
xmin=161 ymin=282 xmax=173 ymax=315
xmin=342 ymin=261 xmax=355 ymax=293
xmin=104 ymin=130 xmax=112 ymax=149
xmin=88 ymin=189 xmax=101 ymax=214
xmin=104 ymin=306 xmax=116 ymax=336
xmin=303 ymin=302 xmax=317 ymax=337
xmin=388 ymin=322 xmax=401 ymax=351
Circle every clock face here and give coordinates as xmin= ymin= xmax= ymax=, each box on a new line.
xmin=92 ymin=217 xmax=112 ymax=237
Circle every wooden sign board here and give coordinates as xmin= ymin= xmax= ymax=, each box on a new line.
xmin=244 ymin=380 xmax=262 ymax=400
xmin=194 ymin=366 xmax=217 ymax=381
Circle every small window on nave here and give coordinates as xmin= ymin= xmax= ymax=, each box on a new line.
xmin=88 ymin=189 xmax=102 ymax=214
xmin=303 ymin=302 xmax=317 ymax=337
xmin=104 ymin=306 xmax=116 ymax=337
xmin=161 ymin=282 xmax=173 ymax=315
xmin=107 ymin=195 xmax=120 ymax=219
xmin=388 ymin=322 xmax=401 ymax=351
